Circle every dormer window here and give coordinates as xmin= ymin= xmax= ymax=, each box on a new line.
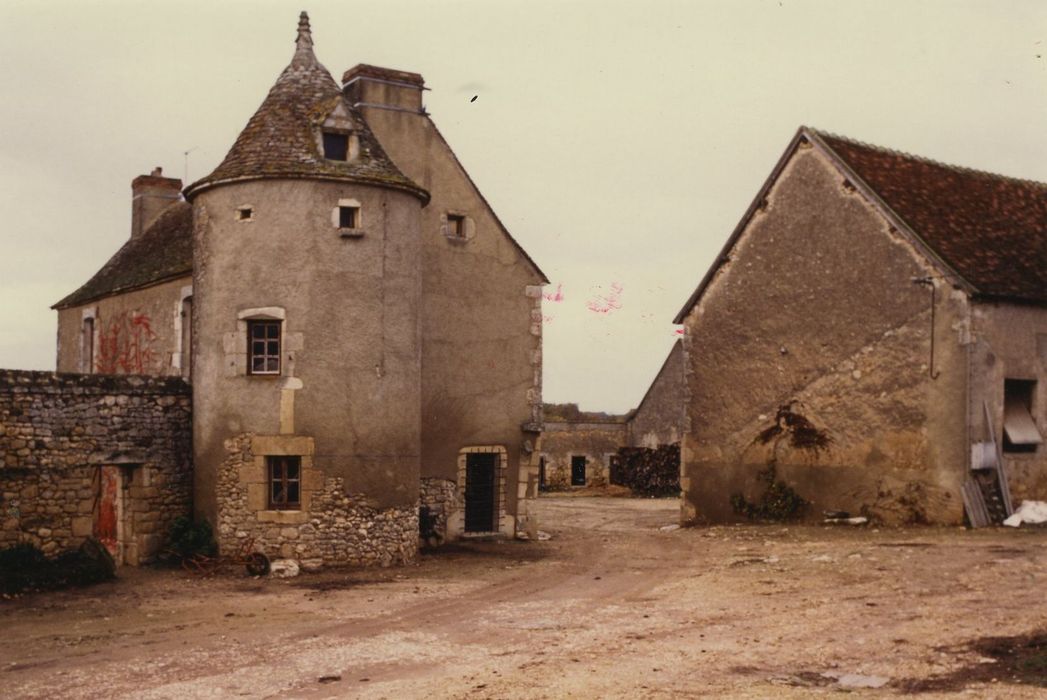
xmin=323 ymin=132 xmax=349 ymax=161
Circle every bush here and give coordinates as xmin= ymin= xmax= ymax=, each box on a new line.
xmin=0 ymin=539 xmax=115 ymax=595
xmin=731 ymin=466 xmax=808 ymax=521
xmin=166 ymin=516 xmax=217 ymax=560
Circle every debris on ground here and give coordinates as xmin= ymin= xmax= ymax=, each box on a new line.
xmin=269 ymin=559 xmax=300 ymax=578
xmin=821 ymin=671 xmax=889 ymax=688
xmin=823 ymin=514 xmax=868 ymax=526
xmin=658 ymin=524 xmax=680 ymax=532
xmin=536 ymin=531 xmax=553 ymax=541
xmin=1003 ymin=500 xmax=1047 ymax=527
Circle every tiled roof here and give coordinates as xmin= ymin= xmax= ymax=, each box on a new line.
xmin=53 ymin=201 xmax=192 ymax=309
xmin=183 ymin=13 xmax=427 ymax=203
xmin=812 ymin=129 xmax=1047 ymax=304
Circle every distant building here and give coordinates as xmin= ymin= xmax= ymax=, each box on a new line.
xmin=539 ymin=345 xmax=686 ymax=489
xmin=19 ymin=13 xmax=546 ymax=566
xmin=674 ymin=127 xmax=1047 ymax=524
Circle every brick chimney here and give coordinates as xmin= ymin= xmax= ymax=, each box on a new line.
xmin=342 ymin=64 xmax=426 ymax=113
xmin=131 ymin=167 xmax=182 ymax=238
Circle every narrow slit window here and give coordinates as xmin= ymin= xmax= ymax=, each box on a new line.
xmin=339 ymin=206 xmax=358 ymax=229
xmin=447 ymin=214 xmax=465 ymax=238
xmin=1003 ymin=379 xmax=1041 ymax=453
xmin=247 ymin=320 xmax=281 ymax=375
xmin=82 ymin=317 xmax=95 ymax=374
xmin=268 ymin=456 xmax=301 ymax=509
xmin=323 ymin=132 xmax=349 ymax=161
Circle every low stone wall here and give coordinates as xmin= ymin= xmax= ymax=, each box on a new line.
xmin=216 ymin=434 xmax=417 ymax=568
xmin=420 ymin=476 xmax=459 ymax=540
xmin=0 ymin=370 xmax=192 ymax=563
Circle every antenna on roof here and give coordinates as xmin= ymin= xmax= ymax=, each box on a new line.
xmin=183 ymin=148 xmax=197 ymax=184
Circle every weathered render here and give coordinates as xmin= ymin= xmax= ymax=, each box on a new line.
xmin=627 ymin=340 xmax=686 ymax=449
xmin=40 ymin=13 xmax=545 ymax=566
xmin=0 ymin=371 xmax=191 ymax=564
xmin=675 ymin=127 xmax=1047 ymax=525
xmin=343 ymin=64 xmax=548 ymax=537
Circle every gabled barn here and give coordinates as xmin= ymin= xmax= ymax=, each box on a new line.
xmin=675 ymin=127 xmax=1047 ymax=524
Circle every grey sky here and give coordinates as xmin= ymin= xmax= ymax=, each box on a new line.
xmin=1 ymin=0 xmax=1044 ymax=412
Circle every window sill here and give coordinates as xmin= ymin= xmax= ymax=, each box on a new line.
xmin=339 ymin=229 xmax=364 ymax=239
xmin=256 ymin=510 xmax=309 ymax=524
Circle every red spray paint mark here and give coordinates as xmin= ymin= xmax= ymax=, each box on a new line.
xmin=543 ymin=283 xmax=565 ymax=302
xmin=96 ymin=311 xmax=159 ymax=374
xmin=673 ymin=328 xmax=685 ymax=336
xmin=586 ymin=282 xmax=623 ymax=314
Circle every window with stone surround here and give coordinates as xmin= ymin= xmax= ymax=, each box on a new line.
xmin=247 ymin=320 xmax=281 ymax=375
xmin=447 ymin=213 xmax=465 ymax=238
xmin=268 ymin=455 xmax=301 ymax=509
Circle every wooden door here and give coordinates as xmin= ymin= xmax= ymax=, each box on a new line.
xmin=465 ymin=453 xmax=498 ymax=533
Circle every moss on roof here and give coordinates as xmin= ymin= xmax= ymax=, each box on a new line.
xmin=183 ymin=14 xmax=427 ymax=203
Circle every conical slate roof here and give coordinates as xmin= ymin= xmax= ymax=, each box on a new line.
xmin=184 ymin=13 xmax=427 ymax=202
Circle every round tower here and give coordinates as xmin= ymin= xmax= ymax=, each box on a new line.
xmin=184 ymin=13 xmax=429 ymax=566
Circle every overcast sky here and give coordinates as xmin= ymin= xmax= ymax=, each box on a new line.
xmin=1 ymin=0 xmax=1045 ymax=412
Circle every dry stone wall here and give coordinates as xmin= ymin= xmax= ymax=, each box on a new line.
xmin=0 ymin=370 xmax=191 ymax=563
xmin=216 ymin=434 xmax=417 ymax=568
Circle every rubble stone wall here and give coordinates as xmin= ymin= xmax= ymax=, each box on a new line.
xmin=216 ymin=434 xmax=417 ymax=568
xmin=0 ymin=370 xmax=191 ymax=563
xmin=420 ymin=476 xmax=459 ymax=541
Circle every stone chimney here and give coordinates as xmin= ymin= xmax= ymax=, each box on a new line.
xmin=131 ymin=167 xmax=182 ymax=238
xmin=342 ymin=64 xmax=426 ymax=113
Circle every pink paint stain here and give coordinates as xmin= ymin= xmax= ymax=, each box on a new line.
xmin=543 ymin=283 xmax=565 ymax=303
xmin=586 ymin=282 xmax=623 ymax=314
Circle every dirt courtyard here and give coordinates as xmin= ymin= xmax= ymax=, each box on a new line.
xmin=3 ymin=496 xmax=1047 ymax=699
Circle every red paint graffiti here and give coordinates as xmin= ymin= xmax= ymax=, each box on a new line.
xmin=543 ymin=283 xmax=565 ymax=302
xmin=95 ymin=311 xmax=159 ymax=374
xmin=586 ymin=282 xmax=623 ymax=314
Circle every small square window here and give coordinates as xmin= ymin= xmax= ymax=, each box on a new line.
xmin=247 ymin=320 xmax=281 ymax=375
xmin=339 ymin=206 xmax=358 ymax=229
xmin=323 ymin=132 xmax=349 ymax=161
xmin=237 ymin=207 xmax=253 ymax=221
xmin=447 ymin=214 xmax=465 ymax=238
xmin=268 ymin=456 xmax=301 ymax=509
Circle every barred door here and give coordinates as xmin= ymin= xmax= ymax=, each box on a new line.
xmin=464 ymin=453 xmax=497 ymax=532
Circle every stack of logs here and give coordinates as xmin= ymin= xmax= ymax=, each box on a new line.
xmin=610 ymin=443 xmax=680 ymax=497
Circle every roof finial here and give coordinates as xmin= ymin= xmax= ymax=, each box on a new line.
xmin=296 ymin=11 xmax=313 ymax=49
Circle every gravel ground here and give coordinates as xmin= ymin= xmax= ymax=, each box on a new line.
xmin=3 ymin=495 xmax=1047 ymax=699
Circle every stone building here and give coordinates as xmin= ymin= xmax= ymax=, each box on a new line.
xmin=540 ymin=405 xmax=627 ymax=488
xmin=674 ymin=127 xmax=1047 ymax=525
xmin=42 ymin=13 xmax=545 ymax=566
xmin=538 ymin=347 xmax=686 ymax=490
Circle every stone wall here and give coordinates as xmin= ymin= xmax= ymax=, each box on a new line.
xmin=628 ymin=340 xmax=686 ymax=449
xmin=216 ymin=434 xmax=417 ymax=568
xmin=0 ymin=370 xmax=191 ymax=563
xmin=420 ymin=476 xmax=459 ymax=540
xmin=540 ymin=421 xmax=628 ymax=488
xmin=679 ymin=142 xmax=968 ymax=525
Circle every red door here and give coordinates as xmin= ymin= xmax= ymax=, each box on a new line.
xmin=95 ymin=466 xmax=120 ymax=557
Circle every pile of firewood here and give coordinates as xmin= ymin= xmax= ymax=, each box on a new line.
xmin=611 ymin=443 xmax=680 ymax=497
